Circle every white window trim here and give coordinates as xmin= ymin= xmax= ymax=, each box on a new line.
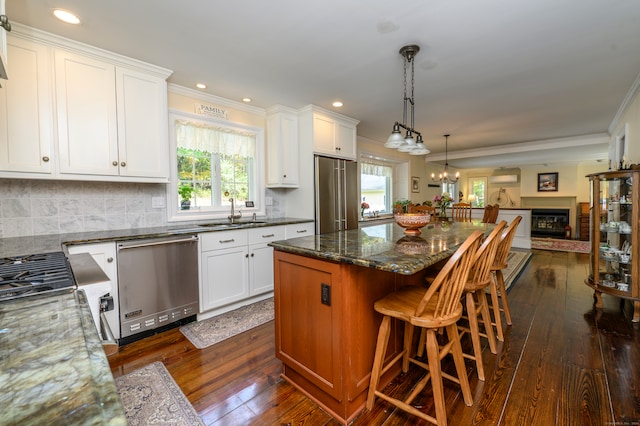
xmin=166 ymin=109 xmax=265 ymax=222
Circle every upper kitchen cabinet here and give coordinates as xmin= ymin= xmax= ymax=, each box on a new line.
xmin=56 ymin=50 xmax=170 ymax=181
xmin=0 ymin=35 xmax=54 ymax=175
xmin=0 ymin=24 xmax=172 ymax=183
xmin=299 ymin=105 xmax=359 ymax=160
xmin=266 ymin=105 xmax=299 ymax=188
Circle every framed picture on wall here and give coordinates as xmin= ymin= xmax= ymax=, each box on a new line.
xmin=411 ymin=176 xmax=420 ymax=193
xmin=537 ymin=172 xmax=558 ymax=192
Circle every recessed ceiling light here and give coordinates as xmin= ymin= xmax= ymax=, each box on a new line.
xmin=242 ymin=97 xmax=252 ymax=103
xmin=195 ymin=83 xmax=207 ymax=89
xmin=53 ymin=9 xmax=81 ymax=25
xmin=332 ymin=101 xmax=343 ymax=107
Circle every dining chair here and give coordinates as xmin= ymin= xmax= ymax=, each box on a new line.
xmin=451 ymin=202 xmax=472 ymax=222
xmin=481 ymin=204 xmax=500 ymax=223
xmin=408 ymin=204 xmax=437 ymax=222
xmin=488 ymin=215 xmax=522 ymax=341
xmin=366 ymin=230 xmax=483 ymax=425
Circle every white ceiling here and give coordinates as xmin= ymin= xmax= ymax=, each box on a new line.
xmin=7 ymin=0 xmax=640 ymax=169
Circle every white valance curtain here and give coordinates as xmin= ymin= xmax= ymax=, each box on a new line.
xmin=175 ymin=120 xmax=256 ymax=157
xmin=361 ymin=162 xmax=393 ymax=177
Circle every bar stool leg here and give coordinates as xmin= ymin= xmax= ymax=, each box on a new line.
xmin=489 ymin=273 xmax=504 ymax=341
xmin=448 ymin=324 xmax=473 ymax=406
xmin=425 ymin=329 xmax=448 ymax=425
xmin=366 ymin=316 xmax=391 ymax=411
xmin=495 ymin=270 xmax=512 ymax=325
xmin=477 ymin=290 xmax=497 ymax=354
xmin=466 ymin=291 xmax=486 ymax=381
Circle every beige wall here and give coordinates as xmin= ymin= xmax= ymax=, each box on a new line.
xmin=610 ymin=87 xmax=640 ymax=165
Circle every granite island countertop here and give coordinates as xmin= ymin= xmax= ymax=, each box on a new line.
xmin=0 ymin=288 xmax=126 ymax=425
xmin=269 ymin=220 xmax=493 ymax=275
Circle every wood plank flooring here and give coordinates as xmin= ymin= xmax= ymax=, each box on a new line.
xmin=108 ymin=249 xmax=640 ymax=425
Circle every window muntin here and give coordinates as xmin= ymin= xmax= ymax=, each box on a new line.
xmin=168 ymin=111 xmax=264 ymax=222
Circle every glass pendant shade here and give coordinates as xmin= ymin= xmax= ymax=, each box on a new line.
xmin=410 ymin=135 xmax=430 ymax=155
xmin=397 ymin=131 xmax=416 ymax=152
xmin=384 ymin=124 xmax=405 ymax=148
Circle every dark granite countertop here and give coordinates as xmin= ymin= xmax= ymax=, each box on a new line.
xmin=0 ymin=217 xmax=314 ymax=258
xmin=269 ymin=220 xmax=493 ymax=275
xmin=0 ymin=288 xmax=126 ymax=425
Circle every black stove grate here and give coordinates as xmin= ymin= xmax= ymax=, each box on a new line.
xmin=0 ymin=252 xmax=76 ymax=301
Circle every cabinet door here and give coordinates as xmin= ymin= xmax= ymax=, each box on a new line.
xmin=0 ymin=36 xmax=53 ymax=174
xmin=312 ymin=113 xmax=336 ymax=156
xmin=249 ymin=243 xmax=274 ymax=295
xmin=66 ymin=242 xmax=120 ymax=337
xmin=55 ymin=49 xmax=119 ymax=176
xmin=266 ymin=109 xmax=299 ymax=187
xmin=200 ymin=246 xmax=250 ymax=312
xmin=335 ymin=120 xmax=356 ymax=159
xmin=115 ymin=67 xmax=169 ymax=179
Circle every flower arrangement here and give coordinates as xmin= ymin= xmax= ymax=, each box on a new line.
xmin=361 ymin=201 xmax=370 ymax=210
xmin=433 ymin=192 xmax=453 ymax=217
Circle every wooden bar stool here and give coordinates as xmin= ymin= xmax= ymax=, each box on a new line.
xmin=451 ymin=202 xmax=471 ymax=222
xmin=458 ymin=220 xmax=506 ymax=380
xmin=481 ymin=204 xmax=500 ymax=223
xmin=488 ymin=215 xmax=522 ymax=341
xmin=366 ymin=231 xmax=483 ymax=425
xmin=409 ymin=204 xmax=437 ymax=222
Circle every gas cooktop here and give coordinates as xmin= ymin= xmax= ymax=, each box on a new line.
xmin=0 ymin=252 xmax=76 ymax=301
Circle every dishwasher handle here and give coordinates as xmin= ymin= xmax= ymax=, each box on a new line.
xmin=117 ymin=235 xmax=198 ymax=251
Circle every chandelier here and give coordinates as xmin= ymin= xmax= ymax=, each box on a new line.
xmin=384 ymin=45 xmax=430 ymax=156
xmin=431 ymin=134 xmax=459 ymax=183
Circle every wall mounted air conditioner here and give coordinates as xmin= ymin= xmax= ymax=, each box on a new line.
xmin=488 ymin=175 xmax=518 ymax=184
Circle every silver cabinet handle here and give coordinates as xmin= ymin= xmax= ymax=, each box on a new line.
xmin=112 ymin=161 xmax=118 ymax=166
xmin=262 ymin=234 xmax=275 ymax=238
xmin=121 ymin=161 xmax=126 ymax=167
xmin=107 ymin=257 xmax=114 ymax=263
xmin=296 ymin=229 xmax=308 ymax=234
xmin=219 ymin=239 xmax=235 ymax=244
xmin=42 ymin=156 xmax=50 ymax=162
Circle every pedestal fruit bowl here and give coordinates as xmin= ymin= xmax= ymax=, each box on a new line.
xmin=394 ymin=213 xmax=431 ymax=236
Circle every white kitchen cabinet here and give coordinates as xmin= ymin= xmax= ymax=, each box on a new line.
xmin=248 ymin=226 xmax=285 ymax=295
xmin=56 ymin=50 xmax=169 ymax=180
xmin=55 ymin=49 xmax=119 ymax=176
xmin=200 ymin=230 xmax=250 ymax=312
xmin=200 ymin=226 xmax=286 ymax=312
xmin=299 ymin=105 xmax=359 ymax=160
xmin=66 ymin=242 xmax=120 ymax=338
xmin=0 ymin=35 xmax=54 ymax=175
xmin=266 ymin=105 xmax=299 ymax=188
xmin=285 ymin=222 xmax=315 ymax=239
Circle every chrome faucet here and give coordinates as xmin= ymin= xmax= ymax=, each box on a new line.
xmin=228 ymin=198 xmax=242 ymax=223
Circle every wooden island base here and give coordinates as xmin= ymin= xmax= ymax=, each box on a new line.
xmin=274 ymin=250 xmax=428 ymax=424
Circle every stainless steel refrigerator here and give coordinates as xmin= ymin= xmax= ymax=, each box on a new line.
xmin=314 ymin=155 xmax=359 ymax=234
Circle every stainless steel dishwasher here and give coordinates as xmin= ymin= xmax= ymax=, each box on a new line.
xmin=117 ymin=234 xmax=199 ymax=344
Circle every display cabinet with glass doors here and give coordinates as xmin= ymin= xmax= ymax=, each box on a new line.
xmin=585 ymin=170 xmax=639 ymax=322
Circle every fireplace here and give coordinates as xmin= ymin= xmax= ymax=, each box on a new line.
xmin=531 ymin=208 xmax=569 ymax=238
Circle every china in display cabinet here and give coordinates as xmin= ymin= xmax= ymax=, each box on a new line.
xmin=586 ymin=170 xmax=639 ymax=322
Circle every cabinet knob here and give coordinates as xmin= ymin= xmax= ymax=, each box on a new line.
xmin=245 ymin=254 xmax=249 ymax=258
xmin=251 ymin=253 xmax=254 ymax=257
xmin=112 ymin=161 xmax=118 ymax=166
xmin=107 ymin=257 xmax=113 ymax=263
xmin=336 ymin=147 xmax=341 ymax=151
xmin=121 ymin=161 xmax=126 ymax=167
xmin=283 ymin=174 xmax=287 ymax=178
xmin=42 ymin=156 xmax=50 ymax=162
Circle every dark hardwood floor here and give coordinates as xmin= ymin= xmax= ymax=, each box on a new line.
xmin=108 ymin=249 xmax=640 ymax=425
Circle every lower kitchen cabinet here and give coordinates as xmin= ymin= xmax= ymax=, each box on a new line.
xmin=200 ymin=226 xmax=285 ymax=313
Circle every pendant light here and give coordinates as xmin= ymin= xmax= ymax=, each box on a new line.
xmin=384 ymin=45 xmax=430 ymax=156
xmin=431 ymin=134 xmax=459 ymax=183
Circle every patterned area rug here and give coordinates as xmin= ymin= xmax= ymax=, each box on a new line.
xmin=503 ymin=250 xmax=533 ymax=292
xmin=180 ymin=298 xmax=274 ymax=349
xmin=531 ymin=237 xmax=591 ymax=253
xmin=114 ymin=362 xmax=204 ymax=426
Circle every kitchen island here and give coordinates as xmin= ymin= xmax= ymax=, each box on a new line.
xmin=270 ymin=220 xmax=493 ymax=424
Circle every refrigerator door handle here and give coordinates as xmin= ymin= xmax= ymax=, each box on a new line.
xmin=340 ymin=160 xmax=348 ymax=230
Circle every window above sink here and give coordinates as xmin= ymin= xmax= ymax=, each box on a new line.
xmin=167 ymin=110 xmax=265 ymax=223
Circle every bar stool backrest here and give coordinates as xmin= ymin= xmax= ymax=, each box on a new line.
xmin=468 ymin=221 xmax=507 ymax=285
xmin=415 ymin=230 xmax=483 ymax=320
xmin=494 ymin=216 xmax=523 ymax=268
